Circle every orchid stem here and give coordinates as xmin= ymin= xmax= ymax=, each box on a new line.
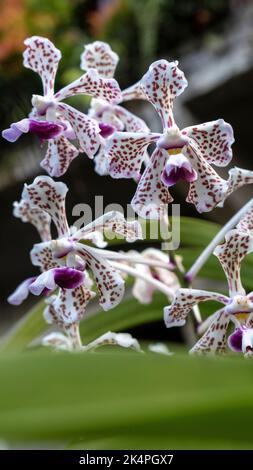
xmin=185 ymin=198 xmax=253 ymax=283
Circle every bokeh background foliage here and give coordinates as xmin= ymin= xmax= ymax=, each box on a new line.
xmin=1 ymin=351 xmax=253 ymax=449
xmin=1 ymin=0 xmax=253 ymax=449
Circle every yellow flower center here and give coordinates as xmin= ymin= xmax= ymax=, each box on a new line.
xmin=235 ymin=313 xmax=249 ymax=322
xmin=167 ymin=148 xmax=182 ymax=156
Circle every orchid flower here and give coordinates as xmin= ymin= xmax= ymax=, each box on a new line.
xmin=164 ymin=210 xmax=253 ymax=356
xmin=8 ymin=175 xmax=144 ymax=348
xmin=104 ymin=59 xmax=253 ymax=218
xmin=80 ymin=41 xmax=150 ymax=176
xmin=2 ymin=36 xmax=122 ymax=177
xmin=8 ymin=175 xmax=142 ymax=309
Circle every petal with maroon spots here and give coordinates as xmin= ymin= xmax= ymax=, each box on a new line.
xmin=242 ymin=328 xmax=253 ymax=355
xmin=121 ymin=81 xmax=147 ymax=101
xmin=77 ymin=245 xmax=125 ymax=311
xmin=13 ymin=199 xmax=51 ymax=242
xmin=44 ymin=286 xmax=93 ymax=326
xmin=164 ymin=288 xmax=229 ymax=328
xmin=40 ymin=136 xmax=79 ymax=177
xmin=106 ymin=131 xmax=155 ymax=179
xmin=246 ymin=314 xmax=253 ymax=329
xmin=214 ymin=230 xmax=253 ymax=296
xmin=23 ymin=36 xmax=61 ymax=97
xmin=22 ymin=176 xmax=69 ymax=237
xmin=58 ymin=103 xmax=100 ymax=158
xmin=131 ymin=148 xmax=173 ymax=219
xmin=186 ymin=143 xmax=228 ymax=213
xmin=80 ymin=41 xmax=119 ymax=78
xmin=190 ymin=309 xmax=230 ymax=355
xmin=54 ymin=69 xmax=121 ymax=104
xmin=75 ymin=210 xmax=142 ymax=243
xmin=140 ymin=60 xmax=188 ymax=129
xmin=114 ymin=105 xmax=149 ymax=132
xmin=236 ymin=203 xmax=253 ymax=235
xmin=218 ymin=167 xmax=253 ymax=207
xmin=183 ymin=120 xmax=234 ymax=167
xmin=30 ymin=241 xmax=57 ymax=272
xmin=94 ymin=144 xmax=109 ymax=176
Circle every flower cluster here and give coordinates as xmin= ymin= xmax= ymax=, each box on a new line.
xmin=4 ymin=36 xmax=253 ymax=357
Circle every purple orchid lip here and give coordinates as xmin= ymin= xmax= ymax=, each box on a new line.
xmin=54 ymin=267 xmax=84 ymax=289
xmin=227 ymin=328 xmax=244 ymax=352
xmin=29 ymin=119 xmax=63 ymax=140
xmin=161 ymin=156 xmax=198 ymax=187
xmin=99 ymin=122 xmax=115 ymax=138
xmin=2 ymin=118 xmax=64 ymax=142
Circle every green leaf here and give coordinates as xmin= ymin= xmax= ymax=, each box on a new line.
xmin=80 ymin=293 xmax=166 ymax=344
xmin=0 ymin=301 xmax=46 ymax=353
xmin=0 ymin=350 xmax=253 ymax=449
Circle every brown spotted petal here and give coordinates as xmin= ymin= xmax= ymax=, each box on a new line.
xmin=13 ymin=199 xmax=51 ymax=242
xmin=44 ymin=285 xmax=93 ymax=326
xmin=186 ymin=143 xmax=228 ymax=213
xmin=183 ymin=119 xmax=234 ymax=167
xmin=121 ymin=81 xmax=149 ymax=102
xmin=164 ymin=288 xmax=229 ymax=328
xmin=77 ymin=245 xmax=125 ymax=311
xmin=219 ymin=167 xmax=253 ymax=208
xmin=23 ymin=36 xmax=61 ymax=97
xmin=131 ymin=148 xmax=173 ymax=220
xmin=106 ymin=131 xmax=156 ymax=179
xmin=94 ymin=144 xmax=109 ymax=176
xmin=30 ymin=241 xmax=58 ymax=272
xmin=40 ymin=136 xmax=79 ymax=177
xmin=113 ymin=105 xmax=149 ymax=132
xmin=214 ymin=230 xmax=253 ymax=296
xmin=236 ymin=204 xmax=253 ymax=235
xmin=190 ymin=308 xmax=230 ymax=355
xmin=140 ymin=59 xmax=188 ymax=129
xmin=80 ymin=41 xmax=119 ymax=78
xmin=22 ymin=176 xmax=69 ymax=237
xmin=57 ymin=103 xmax=100 ymax=158
xmin=75 ymin=210 xmax=142 ymax=244
xmin=54 ymin=69 xmax=122 ymax=104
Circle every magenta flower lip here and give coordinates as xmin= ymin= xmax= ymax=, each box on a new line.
xmin=29 ymin=119 xmax=63 ymax=140
xmin=54 ymin=267 xmax=84 ymax=289
xmin=99 ymin=122 xmax=115 ymax=138
xmin=228 ymin=327 xmax=244 ymax=352
xmin=161 ymin=155 xmax=198 ymax=187
xmin=2 ymin=118 xmax=64 ymax=142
